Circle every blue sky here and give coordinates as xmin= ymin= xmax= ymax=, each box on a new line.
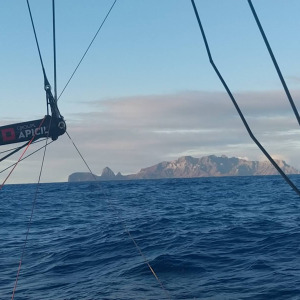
xmin=1 ymin=0 xmax=300 ymax=183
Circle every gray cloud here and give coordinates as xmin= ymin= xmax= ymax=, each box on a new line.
xmin=2 ymin=89 xmax=300 ymax=184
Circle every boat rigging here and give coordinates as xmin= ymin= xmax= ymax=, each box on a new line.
xmin=0 ymin=0 xmax=66 ymax=164
xmin=0 ymin=87 xmax=66 ymax=147
xmin=2 ymin=1 xmax=170 ymax=300
xmin=1 ymin=1 xmax=300 ymax=299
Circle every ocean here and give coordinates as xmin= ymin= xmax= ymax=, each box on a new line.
xmin=1 ymin=176 xmax=300 ymax=300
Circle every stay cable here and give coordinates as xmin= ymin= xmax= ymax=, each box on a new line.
xmin=11 ymin=137 xmax=50 ymax=300
xmin=58 ymin=0 xmax=118 ymax=100
xmin=190 ymin=0 xmax=300 ymax=197
xmin=248 ymin=0 xmax=300 ymax=127
xmin=66 ymin=131 xmax=171 ymax=299
xmin=0 ymin=117 xmax=47 ymax=190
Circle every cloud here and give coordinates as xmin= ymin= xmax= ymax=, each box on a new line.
xmin=2 ymin=89 xmax=300 ymax=184
xmin=67 ymin=89 xmax=300 ymax=167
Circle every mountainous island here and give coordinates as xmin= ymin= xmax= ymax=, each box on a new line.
xmin=68 ymin=155 xmax=300 ymax=182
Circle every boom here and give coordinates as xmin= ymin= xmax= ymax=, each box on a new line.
xmin=0 ymin=115 xmax=65 ymax=146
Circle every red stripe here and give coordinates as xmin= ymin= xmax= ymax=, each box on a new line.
xmin=0 ymin=117 xmax=46 ymax=190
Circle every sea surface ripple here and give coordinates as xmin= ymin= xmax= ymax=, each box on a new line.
xmin=1 ymin=176 xmax=300 ymax=299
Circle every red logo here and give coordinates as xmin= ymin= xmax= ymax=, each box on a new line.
xmin=1 ymin=128 xmax=16 ymax=142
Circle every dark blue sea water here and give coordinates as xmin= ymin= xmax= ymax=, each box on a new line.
xmin=1 ymin=176 xmax=300 ymax=300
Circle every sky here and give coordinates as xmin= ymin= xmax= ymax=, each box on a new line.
xmin=0 ymin=0 xmax=300 ymax=184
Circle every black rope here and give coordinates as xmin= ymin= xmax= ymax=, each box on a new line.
xmin=0 ymin=139 xmax=46 ymax=155
xmin=248 ymin=0 xmax=300 ymax=127
xmin=26 ymin=0 xmax=52 ymax=114
xmin=190 ymin=0 xmax=300 ymax=197
xmin=0 ymin=141 xmax=54 ymax=174
xmin=26 ymin=0 xmax=47 ymax=79
xmin=66 ymin=131 xmax=97 ymax=180
xmin=66 ymin=130 xmax=171 ymax=299
xmin=0 ymin=141 xmax=30 ymax=163
xmin=58 ymin=0 xmax=118 ymax=100
xmin=52 ymin=0 xmax=58 ymax=102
